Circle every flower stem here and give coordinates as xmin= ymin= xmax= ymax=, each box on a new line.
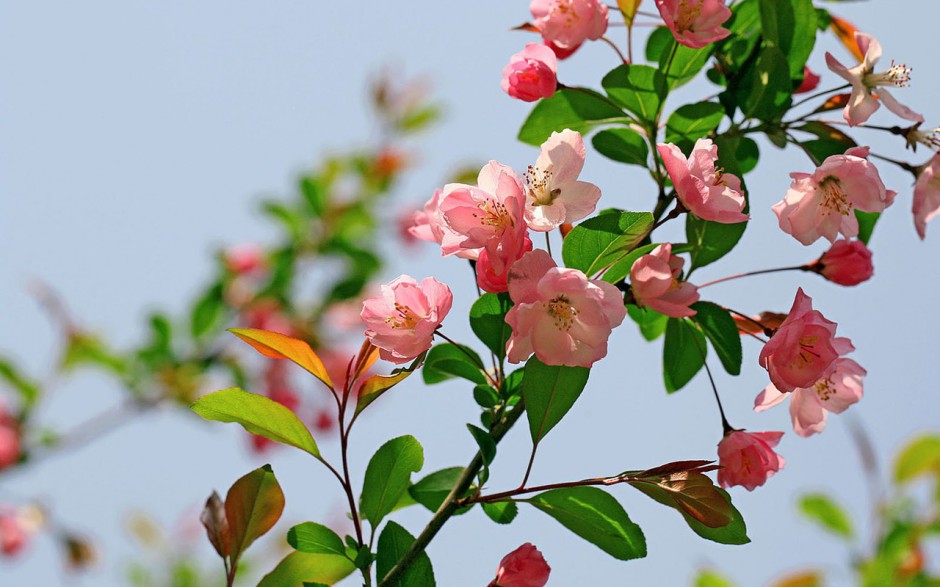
xmin=789 ymin=83 xmax=851 ymax=110
xmin=434 ymin=330 xmax=499 ymax=387
xmin=471 ymin=476 xmax=612 ymax=505
xmin=684 ymin=321 xmax=733 ymax=435
xmin=600 ymin=35 xmax=628 ymax=64
xmin=697 ymin=265 xmax=808 ymax=288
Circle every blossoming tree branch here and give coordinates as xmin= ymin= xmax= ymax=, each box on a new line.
xmin=190 ymin=0 xmax=940 ymax=585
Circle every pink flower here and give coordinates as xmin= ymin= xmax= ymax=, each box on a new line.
xmin=439 ymin=162 xmax=528 ymax=275
xmin=655 ymin=0 xmax=732 ymax=49
xmin=476 ymin=235 xmax=534 ymax=294
xmin=523 ymin=130 xmax=601 ymax=231
xmin=408 ymin=189 xmax=480 ymax=260
xmin=717 ymin=430 xmax=786 ymax=491
xmin=361 ymin=275 xmax=453 ymax=364
xmin=756 ymin=341 xmax=865 ymax=437
xmin=0 ymin=406 xmax=19 ymax=471
xmin=810 ymin=239 xmax=873 ymax=286
xmin=914 ymin=154 xmax=940 ymax=239
xmin=490 ymin=543 xmax=551 ymax=587
xmin=658 ymin=139 xmax=748 ymax=224
xmin=758 ymin=288 xmax=840 ymax=393
xmin=630 ymin=243 xmax=699 ymax=318
xmin=530 ymin=0 xmax=608 ymax=49
xmin=501 ymin=44 xmax=558 ymax=103
xmin=772 ymin=146 xmax=896 ymax=245
xmin=505 ymin=250 xmax=626 ymax=367
xmin=795 ymin=66 xmax=821 ymax=94
xmin=545 ymin=39 xmax=581 ymax=60
xmin=825 ymin=32 xmax=923 ymax=126
xmin=0 ymin=511 xmax=28 ymax=557
xmin=224 ymin=244 xmax=265 ymax=275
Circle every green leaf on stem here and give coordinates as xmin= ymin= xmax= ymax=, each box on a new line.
xmin=663 ymin=319 xmax=706 ymax=393
xmin=482 ymin=501 xmax=519 ymax=525
xmin=623 ymin=461 xmax=732 ymax=529
xmin=467 ymin=423 xmax=497 ymax=485
xmin=894 ymin=435 xmax=940 ymax=483
xmin=694 ymin=570 xmax=737 ymax=587
xmin=191 ymin=283 xmax=227 ymax=339
xmin=192 ymin=388 xmax=320 ymax=457
xmin=740 ymin=46 xmax=792 ymax=119
xmin=716 ymin=134 xmax=759 ymax=176
xmin=469 ymin=293 xmax=513 ymax=361
xmin=602 ymin=64 xmax=668 ymax=124
xmin=646 ymin=27 xmax=714 ymax=89
xmin=288 ymin=522 xmax=349 ymax=557
xmin=683 ymin=488 xmax=749 ymax=545
xmin=758 ymin=0 xmax=817 ymax=80
xmin=422 ymin=343 xmax=487 ymax=385
xmin=686 ymin=216 xmax=747 ymax=272
xmin=258 ymin=552 xmax=356 ymax=587
xmin=592 ymin=128 xmax=649 ymax=167
xmin=225 ymin=465 xmax=285 ymax=562
xmin=798 ymin=493 xmax=854 ymax=539
xmin=0 ymin=358 xmax=41 ymax=407
xmin=376 ymin=521 xmax=436 ymax=587
xmin=665 ymin=102 xmax=725 ymax=152
xmin=360 ymin=435 xmax=424 ymax=528
xmin=355 ymin=352 xmax=426 ymax=416
xmin=518 ymin=88 xmax=627 ymax=146
xmin=690 ymin=302 xmax=742 ymax=376
xmin=561 ymin=210 xmax=653 ymax=277
xmin=230 ymin=328 xmax=334 ymax=391
xmin=527 ymin=486 xmax=646 ymax=560
xmin=522 ymin=356 xmax=591 ymax=444
xmin=855 ymin=210 xmax=879 ymax=245
xmin=627 ymin=305 xmax=669 ymax=341
xmin=408 ymin=467 xmax=470 ymax=514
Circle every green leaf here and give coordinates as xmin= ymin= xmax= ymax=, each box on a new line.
xmin=740 ymin=46 xmax=792 ymax=119
xmin=665 ymin=102 xmax=725 ymax=152
xmin=376 ymin=521 xmax=435 ymax=587
xmin=894 ymin=435 xmax=940 ymax=483
xmin=686 ymin=216 xmax=747 ymax=272
xmin=690 ymin=302 xmax=742 ymax=376
xmin=759 ymin=0 xmax=817 ymax=79
xmin=527 ymin=486 xmax=646 ymax=560
xmin=0 ymin=358 xmax=41 ymax=407
xmin=225 ymin=465 xmax=285 ymax=561
xmin=288 ymin=523 xmax=348 ymax=557
xmin=682 ymin=488 xmax=749 ymax=545
xmin=469 ymin=293 xmax=513 ymax=361
xmin=856 ymin=211 xmax=879 ymax=245
xmin=798 ymin=493 xmax=854 ymax=539
xmin=192 ymin=388 xmax=320 ymax=457
xmin=715 ymin=134 xmax=759 ymax=176
xmin=592 ymin=128 xmax=649 ymax=167
xmin=522 ymin=356 xmax=591 ymax=444
xmin=360 ymin=436 xmax=424 ymax=528
xmin=647 ymin=27 xmax=714 ymax=89
xmin=191 ymin=283 xmax=227 ymax=339
xmin=561 ymin=210 xmax=654 ymax=277
xmin=602 ymin=65 xmax=668 ymax=124
xmin=422 ymin=343 xmax=487 ymax=385
xmin=299 ymin=176 xmax=326 ymax=217
xmin=258 ymin=552 xmax=356 ymax=587
xmin=518 ymin=88 xmax=628 ymax=146
xmin=356 ymin=352 xmax=425 ymax=416
xmin=627 ymin=305 xmax=669 ymax=341
xmin=663 ymin=319 xmax=706 ymax=393
xmin=694 ymin=570 xmax=737 ymax=587
xmin=482 ymin=501 xmax=519 ymax=525
xmin=466 ymin=424 xmax=496 ymax=467
xmin=408 ymin=467 xmax=466 ymax=514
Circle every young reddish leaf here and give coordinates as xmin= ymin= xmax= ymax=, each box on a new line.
xmin=812 ymin=93 xmax=851 ymax=115
xmin=770 ymin=570 xmax=824 ymax=587
xmin=352 ymin=339 xmax=380 ymax=382
xmin=632 ymin=460 xmax=719 ymax=478
xmin=732 ymin=311 xmax=786 ymax=335
xmin=623 ymin=461 xmax=732 ymax=528
xmin=224 ymin=465 xmax=285 ymax=562
xmin=200 ymin=491 xmax=230 ymax=558
xmin=229 ymin=328 xmax=334 ymax=390
xmin=829 ymin=15 xmax=864 ymax=62
xmin=355 ymin=352 xmax=425 ymax=416
xmin=511 ymin=21 xmax=538 ymax=32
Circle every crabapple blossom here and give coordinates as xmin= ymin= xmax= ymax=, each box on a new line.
xmin=825 ymin=32 xmax=923 ymax=126
xmin=501 ymin=44 xmax=558 ymax=103
xmin=361 ymin=275 xmax=453 ymax=364
xmin=0 ymin=405 xmax=19 ymax=470
xmin=545 ymin=38 xmax=580 ymax=60
xmin=795 ymin=66 xmax=821 ymax=94
xmin=530 ymin=0 xmax=608 ymax=50
xmin=717 ymin=430 xmax=786 ymax=491
xmin=914 ymin=153 xmax=940 ymax=239
xmin=0 ymin=511 xmax=28 ymax=556
xmin=772 ymin=146 xmax=896 ymax=245
xmin=490 ymin=543 xmax=551 ymax=587
xmin=408 ymin=189 xmax=480 ymax=260
xmin=505 ymin=250 xmax=625 ymax=367
xmin=439 ymin=161 xmax=528 ymax=275
xmin=523 ymin=130 xmax=601 ymax=231
xmin=655 ymin=0 xmax=732 ymax=49
xmin=629 ymin=243 xmax=699 ymax=318
xmin=759 ymin=288 xmax=840 ymax=393
xmin=658 ymin=139 xmax=748 ymax=224
xmin=810 ymin=239 xmax=873 ymax=286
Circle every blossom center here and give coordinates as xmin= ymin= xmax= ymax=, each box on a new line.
xmin=818 ymin=176 xmax=852 ymax=216
xmin=471 ymin=198 xmax=513 ymax=233
xmin=675 ymin=0 xmax=704 ymax=32
xmin=788 ymin=334 xmax=822 ymax=370
xmin=814 ymin=378 xmax=835 ymax=401
xmin=549 ymin=0 xmax=578 ymax=26
xmin=865 ymin=61 xmax=911 ymax=89
xmin=546 ymin=295 xmax=578 ymax=331
xmin=385 ymin=302 xmax=419 ymax=329
xmin=525 ymin=164 xmax=561 ymax=206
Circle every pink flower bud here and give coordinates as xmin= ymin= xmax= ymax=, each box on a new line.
xmin=794 ymin=66 xmax=821 ymax=94
xmin=223 ymin=244 xmax=265 ymax=275
xmin=812 ymin=239 xmax=873 ymax=286
xmin=717 ymin=430 xmax=786 ymax=491
xmin=361 ymin=276 xmax=453 ymax=364
xmin=501 ymin=44 xmax=558 ymax=103
xmin=0 ymin=406 xmax=20 ymax=471
xmin=491 ymin=543 xmax=551 ymax=587
xmin=0 ymin=510 xmax=30 ymax=557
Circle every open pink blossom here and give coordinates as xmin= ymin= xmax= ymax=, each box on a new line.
xmin=505 ymin=250 xmax=625 ymax=367
xmin=523 ymin=130 xmax=601 ymax=231
xmin=655 ymin=0 xmax=731 ymax=49
xmin=501 ymin=44 xmax=558 ymax=103
xmin=0 ymin=406 xmax=19 ymax=471
xmin=361 ymin=275 xmax=453 ymax=364
xmin=408 ymin=189 xmax=480 ymax=260
xmin=490 ymin=543 xmax=551 ymax=587
xmin=630 ymin=243 xmax=699 ymax=318
xmin=825 ymin=32 xmax=923 ymax=126
xmin=477 ymin=235 xmax=534 ymax=294
xmin=530 ymin=0 xmax=608 ymax=49
xmin=439 ymin=162 xmax=528 ymax=275
xmin=914 ymin=154 xmax=940 ymax=239
xmin=773 ymin=146 xmax=896 ymax=245
xmin=759 ymin=288 xmax=840 ymax=393
xmin=658 ymin=139 xmax=748 ymax=224
xmin=756 ymin=340 xmax=865 ymax=437
xmin=545 ymin=38 xmax=581 ymax=60
xmin=0 ymin=511 xmax=28 ymax=557
xmin=717 ymin=430 xmax=786 ymax=491
xmin=795 ymin=66 xmax=821 ymax=94
xmin=810 ymin=239 xmax=873 ymax=286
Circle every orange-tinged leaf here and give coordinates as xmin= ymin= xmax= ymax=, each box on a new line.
xmin=631 ymin=471 xmax=733 ymax=528
xmin=813 ymin=93 xmax=851 ymax=114
xmin=617 ymin=0 xmax=643 ymax=27
xmin=353 ymin=339 xmax=380 ymax=382
xmin=200 ymin=491 xmax=230 ymax=558
xmin=829 ymin=15 xmax=864 ymax=62
xmin=355 ymin=352 xmax=426 ymax=416
xmin=224 ymin=465 xmax=285 ymax=562
xmin=230 ymin=328 xmax=333 ymax=390
xmin=770 ymin=570 xmax=824 ymax=587
xmin=512 ymin=21 xmax=539 ymax=32
xmin=733 ymin=311 xmax=786 ymax=335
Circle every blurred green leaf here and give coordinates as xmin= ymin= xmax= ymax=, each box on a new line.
xmin=798 ymin=493 xmax=854 ymax=539
xmin=695 ymin=570 xmax=737 ymax=587
xmin=0 ymin=358 xmax=41 ymax=406
xmin=258 ymin=552 xmax=355 ymax=587
xmin=361 ymin=436 xmax=424 ymax=527
xmin=895 ymin=435 xmax=940 ymax=483
xmin=191 ymin=283 xmax=227 ymax=340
